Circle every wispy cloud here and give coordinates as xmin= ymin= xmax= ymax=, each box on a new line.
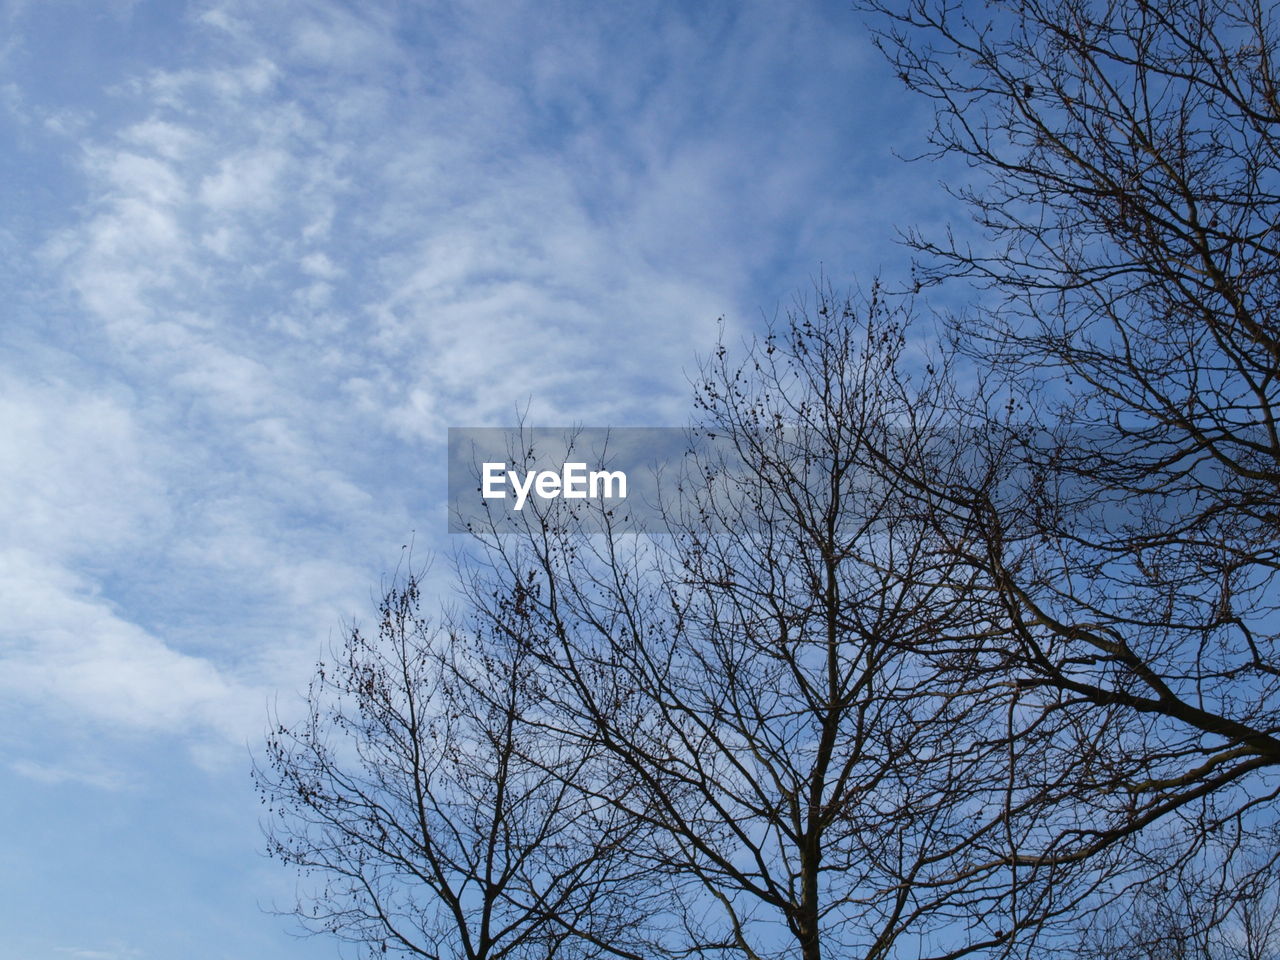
xmin=0 ymin=1 xmax=943 ymax=955
xmin=3 ymin=0 xmax=933 ymax=757
xmin=10 ymin=758 xmax=134 ymax=791
xmin=55 ymin=946 xmax=142 ymax=960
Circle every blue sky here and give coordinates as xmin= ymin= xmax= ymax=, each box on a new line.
xmin=0 ymin=1 xmax=956 ymax=956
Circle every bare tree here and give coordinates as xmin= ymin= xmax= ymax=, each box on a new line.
xmin=857 ymin=0 xmax=1280 ymax=943
xmin=256 ymin=572 xmax=665 ymax=960
xmin=1075 ymin=861 xmax=1280 ymax=960
xmin=261 ymin=5 xmax=1280 ymax=951
xmin=459 ymin=286 xmax=1092 ymax=960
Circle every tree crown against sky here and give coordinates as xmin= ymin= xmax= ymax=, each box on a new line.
xmin=856 ymin=0 xmax=1280 ymax=943
xmin=266 ymin=288 xmax=1027 ymax=960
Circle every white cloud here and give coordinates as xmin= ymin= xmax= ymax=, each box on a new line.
xmin=119 ymin=117 xmax=200 ymax=160
xmin=0 ymin=549 xmax=249 ymax=739
xmin=299 ymin=250 xmax=339 ymax=279
xmin=10 ymin=757 xmax=133 ymax=791
xmin=55 ymin=946 xmax=142 ymax=960
xmin=0 ymin=380 xmax=171 ymax=557
xmin=198 ymin=146 xmax=287 ymax=211
xmin=288 ymin=7 xmax=393 ymax=72
xmin=141 ymin=57 xmax=280 ymax=108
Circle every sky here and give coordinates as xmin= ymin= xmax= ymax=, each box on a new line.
xmin=0 ymin=1 xmax=957 ymax=957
